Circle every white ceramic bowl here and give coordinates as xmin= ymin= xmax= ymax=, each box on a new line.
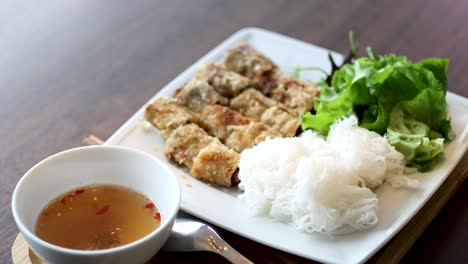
xmin=12 ymin=145 xmax=181 ymax=264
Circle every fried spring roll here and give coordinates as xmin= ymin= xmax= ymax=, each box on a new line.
xmin=165 ymin=124 xmax=239 ymax=187
xmin=144 ymin=97 xmax=200 ymax=139
xmin=269 ymin=72 xmax=318 ymax=113
xmin=191 ymin=140 xmax=240 ymax=187
xmin=224 ymin=43 xmax=318 ymax=113
xmin=230 ymin=89 xmax=300 ymax=137
xmin=223 ymin=43 xmax=277 ymax=80
xmin=199 ymin=104 xmax=251 ymax=140
xmin=165 ymin=124 xmax=215 ymax=168
xmin=223 ymin=43 xmax=278 ymax=96
xmin=193 ymin=63 xmax=251 ymax=98
xmin=229 ymin=88 xmax=277 ymax=119
xmin=199 ymin=104 xmax=281 ymax=152
xmin=225 ymin=122 xmax=282 ymax=153
xmin=260 ymin=105 xmax=300 ymax=137
xmin=175 ymin=80 xmax=229 ymax=113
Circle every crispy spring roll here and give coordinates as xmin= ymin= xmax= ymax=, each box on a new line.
xmin=223 ymin=43 xmax=277 ymax=80
xmin=175 ymin=80 xmax=229 ymax=113
xmin=165 ymin=124 xmax=215 ymax=168
xmin=145 ymin=96 xmax=277 ymax=154
xmin=229 ymin=88 xmax=277 ymax=119
xmin=193 ymin=63 xmax=251 ymax=98
xmin=223 ymin=43 xmax=278 ymax=95
xmin=165 ymin=124 xmax=239 ymax=187
xmin=260 ymin=105 xmax=300 ymax=137
xmin=199 ymin=104 xmax=251 ymax=140
xmin=144 ymin=97 xmax=200 ymax=139
xmin=224 ymin=43 xmax=318 ymax=113
xmin=199 ymin=104 xmax=281 ymax=152
xmin=269 ymin=72 xmax=318 ymax=113
xmin=191 ymin=140 xmax=240 ymax=187
xmin=225 ymin=122 xmax=282 ymax=153
xmin=230 ymin=89 xmax=300 ymax=137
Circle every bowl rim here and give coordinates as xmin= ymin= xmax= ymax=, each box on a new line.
xmin=11 ymin=145 xmax=181 ymax=256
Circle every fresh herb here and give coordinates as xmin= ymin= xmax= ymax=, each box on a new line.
xmin=349 ymin=31 xmax=357 ymax=59
xmin=301 ymin=43 xmax=452 ymax=171
xmin=294 ymin=31 xmax=357 ymax=84
xmin=325 ymin=31 xmax=357 ymax=85
xmin=292 ymin=66 xmax=328 ymax=79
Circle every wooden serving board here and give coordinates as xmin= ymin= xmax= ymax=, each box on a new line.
xmin=11 ymin=136 xmax=467 ymax=264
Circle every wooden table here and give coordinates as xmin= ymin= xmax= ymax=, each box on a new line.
xmin=1 ymin=1 xmax=467 ymax=263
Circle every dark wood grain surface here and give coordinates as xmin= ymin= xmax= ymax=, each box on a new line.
xmin=1 ymin=0 xmax=467 ymax=263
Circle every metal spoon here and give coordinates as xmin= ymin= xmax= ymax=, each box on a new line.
xmin=162 ymin=212 xmax=253 ymax=264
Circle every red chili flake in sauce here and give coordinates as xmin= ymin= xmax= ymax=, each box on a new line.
xmin=74 ymin=189 xmax=85 ymax=195
xmin=96 ymin=205 xmax=110 ymax=215
xmin=144 ymin=202 xmax=154 ymax=209
xmin=153 ymin=212 xmax=161 ymax=220
xmin=60 ymin=197 xmax=67 ymax=204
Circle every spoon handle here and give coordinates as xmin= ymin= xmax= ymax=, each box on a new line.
xmin=202 ymin=225 xmax=253 ymax=264
xmin=217 ymin=243 xmax=254 ymax=264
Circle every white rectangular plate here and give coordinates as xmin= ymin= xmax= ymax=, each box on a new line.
xmin=106 ymin=28 xmax=468 ymax=264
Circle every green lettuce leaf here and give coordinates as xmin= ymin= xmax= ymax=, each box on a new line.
xmin=301 ymin=48 xmax=451 ymax=170
xmin=385 ymin=106 xmax=444 ymax=171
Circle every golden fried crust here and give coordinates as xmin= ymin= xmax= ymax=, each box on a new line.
xmin=253 ymin=70 xmax=278 ymax=95
xmin=150 ymin=43 xmax=318 ymax=188
xmin=269 ymin=72 xmax=318 ymax=113
xmin=230 ymin=89 xmax=300 ymax=137
xmin=144 ymin=97 xmax=200 ymax=139
xmin=191 ymin=141 xmax=240 ymax=187
xmin=175 ymin=80 xmax=229 ymax=113
xmin=164 ymin=124 xmax=215 ymax=168
xmin=223 ymin=43 xmax=277 ymax=79
xmin=224 ymin=43 xmax=318 ymax=113
xmin=199 ymin=105 xmax=251 ymax=141
xmin=253 ymin=129 xmax=283 ymax=145
xmin=260 ymin=105 xmax=301 ymax=137
xmin=225 ymin=122 xmax=281 ymax=153
xmin=165 ymin=124 xmax=240 ymax=187
xmin=230 ymin=88 xmax=277 ymax=119
xmin=194 ymin=63 xmax=251 ymax=98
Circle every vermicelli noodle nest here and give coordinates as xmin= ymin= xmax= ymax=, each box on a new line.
xmin=238 ymin=115 xmax=418 ymax=234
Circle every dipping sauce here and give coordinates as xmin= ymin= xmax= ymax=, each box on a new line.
xmin=35 ymin=185 xmax=161 ymax=250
